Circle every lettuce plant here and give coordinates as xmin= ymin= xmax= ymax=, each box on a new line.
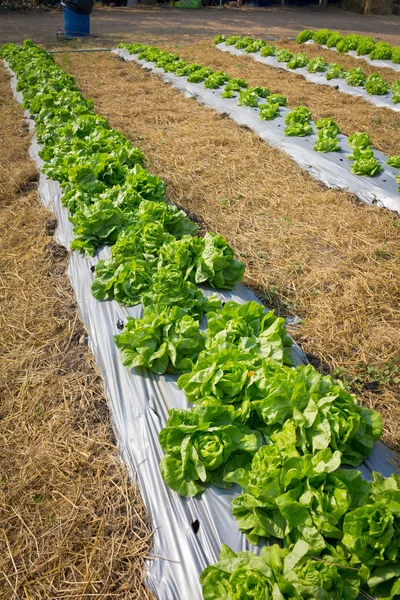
xmin=314 ymin=118 xmax=340 ymax=153
xmin=343 ymin=502 xmax=399 ymax=567
xmin=110 ymin=219 xmax=173 ymax=261
xmin=325 ymin=31 xmax=343 ymax=48
xmin=345 ymin=67 xmax=366 ymax=87
xmin=268 ymin=93 xmax=287 ymax=106
xmin=365 ymin=73 xmax=389 ymax=95
xmin=156 ymin=235 xmax=205 ymax=280
xmin=230 ymin=438 xmax=369 ymax=547
xmin=337 ymin=34 xmax=362 ymax=53
xmin=91 ymin=256 xmax=152 ymax=305
xmin=69 ymin=200 xmax=136 ymax=256
xmin=392 ymin=81 xmax=400 ymax=104
xmin=223 ymin=78 xmax=248 ymax=95
xmin=157 ymin=232 xmax=245 ymax=290
xmin=225 ymin=35 xmax=242 ymax=46
xmin=351 ymin=156 xmax=382 ymax=177
xmin=201 ymin=541 xmax=365 ymax=600
xmin=135 ymin=200 xmax=198 ymax=238
xmin=315 ymin=118 xmax=340 ymax=136
xmin=284 ymin=106 xmax=313 ymax=137
xmin=234 ymin=36 xmax=254 ymax=50
xmin=140 ymin=265 xmax=220 ymax=320
xmin=296 ymin=29 xmax=314 ymax=44
xmin=158 ymin=403 xmax=262 ymax=496
xmin=187 ymin=66 xmax=213 ymax=83
xmin=392 ymin=47 xmax=400 ymax=64
xmin=244 ymin=40 xmax=266 ymax=54
xmin=204 ymin=300 xmax=294 ymax=365
xmin=114 ymin=305 xmax=204 ymax=374
xmin=348 ymin=132 xmax=371 ymax=150
xmin=237 ymin=88 xmax=259 ymax=107
xmin=306 ymin=57 xmax=328 ymax=73
xmin=326 ymin=62 xmax=346 ymax=80
xmin=251 ymin=85 xmax=270 ymax=98
xmin=360 ymin=473 xmax=400 ymax=596
xmin=287 ymin=53 xmax=309 ymax=69
xmin=370 ymin=42 xmax=392 ymax=61
xmin=312 ymin=29 xmax=331 ymax=45
xmin=314 ymin=132 xmax=340 ymax=153
xmin=204 ymin=72 xmax=229 ymax=89
xmin=178 ymin=345 xmax=259 ymax=405
xmin=356 ymin=36 xmax=376 ymax=56
xmin=192 ymin=232 xmax=245 ymax=289
xmin=275 ymin=49 xmax=293 ymax=63
xmin=214 ymin=34 xmax=226 ymax=45
xmin=247 ymin=363 xmax=382 ymax=465
xmin=259 ymin=101 xmax=280 ymax=120
xmin=387 ymin=155 xmax=400 ymax=168
xmin=260 ymin=44 xmax=276 ymax=57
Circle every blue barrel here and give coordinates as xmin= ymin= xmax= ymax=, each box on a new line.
xmin=63 ymin=6 xmax=90 ymax=37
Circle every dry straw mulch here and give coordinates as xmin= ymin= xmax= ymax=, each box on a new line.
xmin=162 ymin=39 xmax=400 ymax=158
xmin=0 ymin=65 xmax=153 ymax=599
xmin=60 ymin=50 xmax=400 ymax=449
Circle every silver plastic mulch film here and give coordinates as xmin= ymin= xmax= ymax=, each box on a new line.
xmin=305 ymin=40 xmax=400 ymax=73
xmin=217 ymin=42 xmax=400 ymax=113
xmin=114 ymin=48 xmax=400 ymax=214
xmin=5 ymin=59 xmax=400 ymax=600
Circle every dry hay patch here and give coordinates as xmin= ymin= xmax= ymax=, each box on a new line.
xmin=59 ymin=51 xmax=400 ymax=449
xmin=0 ymin=64 xmax=153 ymax=599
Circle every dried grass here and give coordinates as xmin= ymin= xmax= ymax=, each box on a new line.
xmin=0 ymin=64 xmax=154 ymax=599
xmin=59 ymin=50 xmax=400 ymax=449
xmin=342 ymin=0 xmax=365 ymax=14
xmin=364 ymin=0 xmax=393 ymax=16
xmin=161 ymin=39 xmax=400 ymax=157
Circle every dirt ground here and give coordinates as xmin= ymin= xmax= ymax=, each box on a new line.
xmin=0 ymin=5 xmax=399 ymax=47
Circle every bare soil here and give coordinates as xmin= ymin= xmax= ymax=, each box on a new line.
xmin=0 ymin=5 xmax=399 ymax=47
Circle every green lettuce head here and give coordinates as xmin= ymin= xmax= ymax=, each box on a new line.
xmin=159 ymin=404 xmax=261 ymax=496
xmin=229 ymin=566 xmax=269 ymax=599
xmin=141 ymin=265 xmax=220 ymax=321
xmin=195 ymin=232 xmax=245 ymax=289
xmin=205 ymin=300 xmax=293 ymax=365
xmin=114 ymin=305 xmax=204 ymax=373
xmin=200 ymin=544 xmax=292 ymax=600
xmin=230 ymin=444 xmax=344 ymax=547
xmin=157 ymin=235 xmax=204 ymax=281
xmin=177 ymin=345 xmax=258 ymax=404
xmin=343 ymin=503 xmax=399 ymax=566
xmin=248 ymin=364 xmax=382 ymax=466
xmin=201 ymin=541 xmax=364 ymax=600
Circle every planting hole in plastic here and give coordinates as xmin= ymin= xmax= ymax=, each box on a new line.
xmin=191 ymin=519 xmax=200 ymax=534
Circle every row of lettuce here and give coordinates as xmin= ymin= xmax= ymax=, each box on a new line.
xmin=297 ymin=28 xmax=400 ymax=65
xmin=2 ymin=40 xmax=400 ymax=600
xmin=119 ymin=42 xmax=400 ymax=182
xmin=216 ymin=34 xmax=400 ymax=105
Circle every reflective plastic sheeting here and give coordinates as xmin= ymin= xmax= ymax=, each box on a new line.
xmin=217 ymin=42 xmax=400 ymax=113
xmin=114 ymin=48 xmax=400 ymax=214
xmin=6 ymin=59 xmax=400 ymax=600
